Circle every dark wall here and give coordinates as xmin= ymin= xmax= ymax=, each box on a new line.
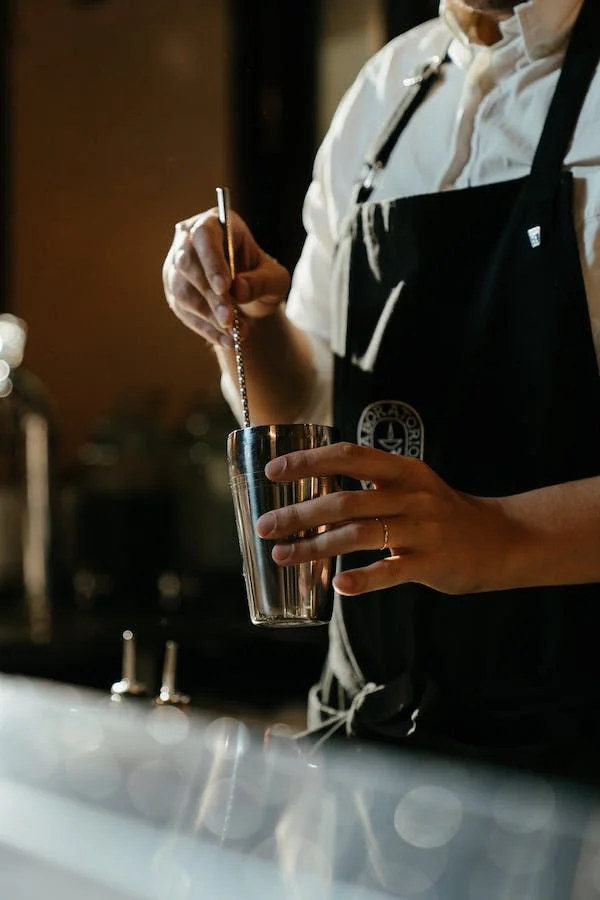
xmin=229 ymin=0 xmax=319 ymax=273
xmin=384 ymin=0 xmax=439 ymax=39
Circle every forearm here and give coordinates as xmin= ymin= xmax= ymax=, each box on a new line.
xmin=216 ymin=307 xmax=317 ymax=425
xmin=501 ymin=476 xmax=600 ymax=587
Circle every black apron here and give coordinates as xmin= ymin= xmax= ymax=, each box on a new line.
xmin=302 ymin=0 xmax=600 ymax=781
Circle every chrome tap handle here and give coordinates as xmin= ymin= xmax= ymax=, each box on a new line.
xmin=155 ymin=640 xmax=190 ymax=708
xmin=111 ymin=629 xmax=148 ymax=700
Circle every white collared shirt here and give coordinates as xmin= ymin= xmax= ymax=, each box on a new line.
xmin=224 ymin=0 xmax=600 ymax=425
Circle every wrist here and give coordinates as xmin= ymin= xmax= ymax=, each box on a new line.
xmin=472 ymin=495 xmax=541 ymax=592
xmin=485 ymin=493 xmax=567 ymax=591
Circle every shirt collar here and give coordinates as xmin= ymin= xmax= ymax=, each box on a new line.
xmin=439 ymin=0 xmax=583 ymax=61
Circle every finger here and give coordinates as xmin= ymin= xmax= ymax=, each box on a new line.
xmin=265 ymin=442 xmax=420 ymax=488
xmin=172 ymin=234 xmax=236 ymax=331
xmin=234 ymin=254 xmax=290 ymax=306
xmin=270 ymin=516 xmax=411 ymax=566
xmin=162 ymin=231 xmax=190 ymax=299
xmin=170 ymin=280 xmax=250 ymax=343
xmin=175 ymin=292 xmax=213 ymax=321
xmin=333 ymin=553 xmax=422 ymax=596
xmin=173 ymin=278 xmax=247 ymax=335
xmin=256 ymin=490 xmax=410 ymax=539
xmin=168 ymin=268 xmax=213 ymax=317
xmin=172 ymin=306 xmax=234 ymax=349
xmin=188 ymin=212 xmax=233 ymax=298
xmin=173 ymin=237 xmax=210 ymax=293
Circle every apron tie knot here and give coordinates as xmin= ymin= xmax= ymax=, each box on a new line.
xmin=298 ymin=674 xmax=422 ymax=753
xmin=296 ymin=681 xmax=384 ymax=753
xmin=347 ymin=682 xmax=385 ymax=736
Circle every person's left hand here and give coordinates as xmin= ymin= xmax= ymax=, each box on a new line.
xmin=256 ymin=443 xmax=530 ymax=597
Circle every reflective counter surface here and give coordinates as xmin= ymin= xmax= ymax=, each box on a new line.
xmin=0 ymin=675 xmax=598 ymax=899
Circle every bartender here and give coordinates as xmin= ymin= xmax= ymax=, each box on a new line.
xmin=163 ymin=0 xmax=600 ymax=777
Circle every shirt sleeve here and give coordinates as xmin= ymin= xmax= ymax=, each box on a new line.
xmin=283 ymin=66 xmax=387 ymax=425
xmin=282 ymin=173 xmax=337 ymax=426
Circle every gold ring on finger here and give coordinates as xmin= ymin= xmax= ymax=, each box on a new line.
xmin=375 ymin=517 xmax=390 ymax=552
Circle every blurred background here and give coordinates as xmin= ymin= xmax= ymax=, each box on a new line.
xmin=0 ymin=0 xmax=437 ymax=725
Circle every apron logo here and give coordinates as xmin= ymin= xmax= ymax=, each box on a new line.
xmin=357 ymin=400 xmax=424 ymax=488
xmin=527 ymin=225 xmax=542 ymax=248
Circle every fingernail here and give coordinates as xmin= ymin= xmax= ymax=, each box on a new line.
xmin=256 ymin=512 xmax=276 ymax=537
xmin=333 ymin=573 xmax=355 ymax=594
xmin=265 ymin=458 xmax=285 ymax=479
xmin=211 ymin=275 xmax=228 ymax=295
xmin=273 ymin=543 xmax=293 ymax=562
xmin=215 ymin=304 xmax=231 ymax=328
xmin=234 ymin=277 xmax=250 ymax=303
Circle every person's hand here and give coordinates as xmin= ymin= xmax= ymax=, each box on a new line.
xmin=255 ymin=443 xmax=531 ymax=596
xmin=162 ymin=208 xmax=290 ymax=348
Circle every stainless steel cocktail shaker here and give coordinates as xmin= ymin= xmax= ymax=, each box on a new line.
xmin=227 ymin=423 xmax=339 ymax=626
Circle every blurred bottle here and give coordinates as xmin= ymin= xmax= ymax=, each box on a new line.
xmin=73 ymin=386 xmax=178 ymax=611
xmin=0 ymin=314 xmax=57 ymax=642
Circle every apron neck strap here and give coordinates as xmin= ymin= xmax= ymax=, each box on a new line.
xmin=528 ymin=0 xmax=600 ymax=197
xmin=355 ymin=42 xmax=452 ymax=206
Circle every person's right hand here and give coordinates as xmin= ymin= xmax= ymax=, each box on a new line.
xmin=162 ymin=208 xmax=291 ymax=349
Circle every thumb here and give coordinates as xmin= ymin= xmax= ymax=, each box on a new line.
xmin=234 ymin=255 xmax=290 ymax=307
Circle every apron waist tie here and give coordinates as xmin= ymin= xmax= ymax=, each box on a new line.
xmin=296 ymin=673 xmax=423 ymax=753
